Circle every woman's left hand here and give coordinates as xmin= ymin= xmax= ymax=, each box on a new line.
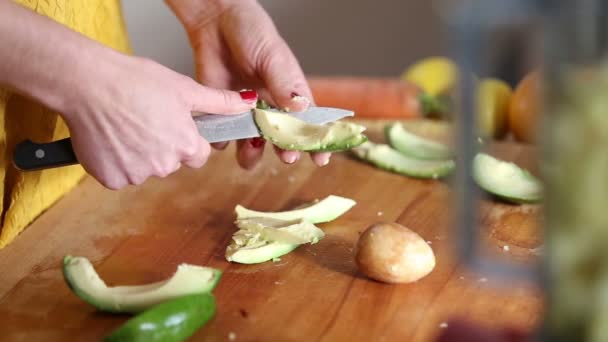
xmin=166 ymin=0 xmax=331 ymax=169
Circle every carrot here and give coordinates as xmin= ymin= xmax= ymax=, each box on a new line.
xmin=308 ymin=77 xmax=446 ymax=119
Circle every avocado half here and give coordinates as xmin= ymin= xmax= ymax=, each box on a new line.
xmin=473 ymin=153 xmax=542 ymax=203
xmin=62 ymin=256 xmax=221 ymax=313
xmin=254 ymin=108 xmax=367 ymax=152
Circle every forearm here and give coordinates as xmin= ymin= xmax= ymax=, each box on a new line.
xmin=0 ymin=1 xmax=124 ymax=116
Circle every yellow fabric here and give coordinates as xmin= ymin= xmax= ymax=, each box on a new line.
xmin=0 ymin=1 xmax=132 ymax=248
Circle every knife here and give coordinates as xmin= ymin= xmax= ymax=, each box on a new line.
xmin=13 ymin=106 xmax=354 ymax=171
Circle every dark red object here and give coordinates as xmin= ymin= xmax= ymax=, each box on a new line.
xmin=239 ymin=89 xmax=258 ymax=103
xmin=250 ymin=137 xmax=266 ymax=148
xmin=291 ymin=92 xmax=300 ymax=98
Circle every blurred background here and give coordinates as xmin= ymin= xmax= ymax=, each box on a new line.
xmin=121 ymin=0 xmax=447 ymax=77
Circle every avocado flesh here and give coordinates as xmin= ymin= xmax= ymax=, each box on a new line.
xmin=254 ymin=108 xmax=367 ymax=152
xmin=385 ymin=122 xmax=452 ymax=160
xmin=235 ymin=195 xmax=356 ymax=224
xmin=62 ymin=256 xmax=221 ymax=313
xmin=225 ymin=218 xmax=324 ymax=264
xmin=473 ymin=153 xmax=542 ymax=203
xmin=353 ymin=142 xmax=455 ymax=178
xmin=235 ymin=217 xmax=325 ymax=244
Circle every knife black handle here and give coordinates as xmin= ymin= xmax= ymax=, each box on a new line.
xmin=13 ymin=138 xmax=79 ymax=171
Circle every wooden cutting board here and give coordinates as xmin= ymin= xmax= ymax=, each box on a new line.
xmin=0 ymin=120 xmax=543 ymax=342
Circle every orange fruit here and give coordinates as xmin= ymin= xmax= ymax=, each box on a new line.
xmin=508 ymin=71 xmax=542 ymax=143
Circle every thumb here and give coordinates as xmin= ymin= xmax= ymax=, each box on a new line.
xmin=189 ymin=84 xmax=258 ymax=115
xmin=260 ymin=42 xmax=314 ymax=112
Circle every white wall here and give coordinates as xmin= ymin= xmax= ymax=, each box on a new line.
xmin=121 ymin=1 xmax=446 ymax=78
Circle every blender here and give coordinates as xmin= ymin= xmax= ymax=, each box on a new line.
xmin=445 ymin=0 xmax=608 ymax=340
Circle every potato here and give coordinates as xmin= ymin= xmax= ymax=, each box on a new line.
xmin=355 ymin=222 xmax=435 ymax=284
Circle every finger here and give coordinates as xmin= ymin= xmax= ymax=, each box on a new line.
xmin=211 ymin=141 xmax=229 ymax=150
xmin=170 ymin=161 xmax=182 ymax=174
xmin=273 ymin=145 xmax=300 ymax=164
xmin=189 ymin=83 xmax=258 ymax=115
xmin=195 ymin=47 xmax=233 ymax=88
xmin=258 ymin=42 xmax=314 ymax=112
xmin=236 ymin=138 xmax=266 ymax=169
xmin=182 ymin=137 xmax=211 ymax=169
xmin=310 ymin=152 xmax=331 ymax=167
xmin=255 ymin=88 xmax=277 ymax=107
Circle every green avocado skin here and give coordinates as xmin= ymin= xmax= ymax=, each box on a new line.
xmin=265 ymin=134 xmax=368 ymax=152
xmin=104 ymin=294 xmax=216 ymax=342
xmin=353 ymin=143 xmax=455 ymax=179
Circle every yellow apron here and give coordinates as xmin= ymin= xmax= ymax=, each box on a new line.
xmin=0 ymin=1 xmax=131 ymax=248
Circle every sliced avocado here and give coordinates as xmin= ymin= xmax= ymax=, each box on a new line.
xmin=353 ymin=142 xmax=455 ymax=179
xmin=62 ymin=256 xmax=222 ymax=313
xmin=254 ymin=108 xmax=367 ymax=152
xmin=235 ymin=217 xmax=325 ymax=245
xmin=226 ymin=241 xmax=298 ymax=264
xmin=235 ymin=195 xmax=356 ymax=224
xmin=385 ymin=122 xmax=452 ymax=160
xmin=225 ymin=217 xmax=324 ymax=264
xmin=473 ymin=153 xmax=542 ymax=203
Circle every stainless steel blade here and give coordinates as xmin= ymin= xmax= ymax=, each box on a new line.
xmin=193 ymin=107 xmax=354 ymax=143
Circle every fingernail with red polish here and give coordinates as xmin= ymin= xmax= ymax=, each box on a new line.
xmin=250 ymin=137 xmax=265 ymax=148
xmin=291 ymin=92 xmax=310 ymax=105
xmin=240 ymin=90 xmax=258 ymax=104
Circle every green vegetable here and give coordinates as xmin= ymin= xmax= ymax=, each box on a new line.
xmin=254 ymin=108 xmax=367 ymax=152
xmin=472 ymin=153 xmax=542 ymax=203
xmin=352 ymin=142 xmax=455 ymax=179
xmin=63 ymin=256 xmax=221 ymax=313
xmin=104 ymin=293 xmax=215 ymax=342
xmin=385 ymin=122 xmax=452 ymax=160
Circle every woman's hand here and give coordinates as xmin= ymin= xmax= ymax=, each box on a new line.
xmin=0 ymin=1 xmax=258 ymax=190
xmin=63 ymin=55 xmax=257 ymax=189
xmin=167 ymin=0 xmax=331 ymax=169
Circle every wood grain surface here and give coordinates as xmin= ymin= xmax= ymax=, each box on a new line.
xmin=0 ymin=120 xmax=544 ymax=341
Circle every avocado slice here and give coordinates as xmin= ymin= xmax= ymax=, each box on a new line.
xmin=235 ymin=217 xmax=325 ymax=244
xmin=226 ymin=218 xmax=324 ymax=264
xmin=353 ymin=142 xmax=455 ymax=179
xmin=473 ymin=153 xmax=542 ymax=203
xmin=235 ymin=195 xmax=356 ymax=224
xmin=385 ymin=122 xmax=452 ymax=160
xmin=254 ymin=108 xmax=367 ymax=152
xmin=226 ymin=241 xmax=299 ymax=265
xmin=62 ymin=256 xmax=222 ymax=313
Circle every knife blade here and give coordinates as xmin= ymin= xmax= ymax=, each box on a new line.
xmin=13 ymin=106 xmax=354 ymax=171
xmin=194 ymin=106 xmax=354 ymax=143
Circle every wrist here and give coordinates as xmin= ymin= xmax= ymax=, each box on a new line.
xmin=166 ymin=0 xmax=256 ymax=33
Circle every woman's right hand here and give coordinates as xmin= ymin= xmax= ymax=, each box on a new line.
xmin=0 ymin=1 xmax=259 ymax=190
xmin=62 ymin=54 xmax=257 ymax=190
